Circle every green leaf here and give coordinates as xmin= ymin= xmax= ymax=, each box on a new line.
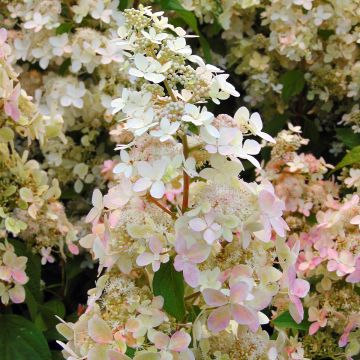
xmin=55 ymin=23 xmax=73 ymax=35
xmin=318 ymin=29 xmax=335 ymax=40
xmin=58 ymin=58 xmax=71 ymax=76
xmin=51 ymin=351 xmax=64 ymax=360
xmin=334 ymin=145 xmax=360 ymax=171
xmin=273 ymin=310 xmax=310 ymax=331
xmin=153 ymin=260 xmax=185 ymax=321
xmin=118 ymin=0 xmax=128 ymax=10
xmin=25 ymin=287 xmax=38 ymax=321
xmin=0 ymin=314 xmax=51 ymax=360
xmin=39 ymin=299 xmax=66 ymax=329
xmin=280 ymin=69 xmax=305 ymax=103
xmin=336 ymin=128 xmax=360 ymax=149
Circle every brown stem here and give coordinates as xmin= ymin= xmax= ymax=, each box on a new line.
xmin=133 ymin=0 xmax=140 ymax=8
xmin=147 ymin=195 xmax=177 ymax=219
xmin=181 ymin=134 xmax=190 ymax=213
xmin=184 ymin=291 xmax=200 ymax=302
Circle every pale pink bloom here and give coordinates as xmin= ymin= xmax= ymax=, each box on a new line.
xmin=286 ymin=266 xmax=309 ymax=323
xmin=148 ymin=329 xmax=194 ymax=359
xmin=350 ymin=214 xmax=360 ymax=229
xmin=297 ymin=249 xmax=322 ymax=273
xmin=3 ymin=82 xmax=21 ymax=121
xmin=0 ymin=28 xmax=11 ymax=59
xmin=103 ymin=179 xmax=133 ymax=210
xmin=203 ymin=281 xmax=259 ymax=333
xmin=40 ymin=247 xmax=55 ymax=265
xmin=136 ymin=236 xmax=169 ymax=272
xmin=339 ymin=318 xmax=358 ymax=347
xmin=308 ymin=307 xmax=327 ymax=335
xmin=8 ymin=284 xmax=26 ymax=304
xmin=85 ymin=189 xmax=103 ymax=224
xmin=88 ymin=315 xmax=113 ymax=344
xmin=0 ymin=251 xmax=28 ymax=285
xmin=327 ymin=249 xmax=356 ymax=277
xmin=165 ymin=186 xmax=182 ymax=202
xmin=255 ymin=182 xmax=289 ymax=242
xmin=126 ymin=296 xmax=166 ymax=338
xmin=174 ymin=239 xmax=211 ymax=287
xmin=67 ymin=243 xmax=80 ymax=255
xmin=346 ymin=257 xmax=360 ymax=283
xmin=189 ymin=211 xmax=222 ymax=245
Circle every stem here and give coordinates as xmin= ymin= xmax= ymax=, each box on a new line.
xmin=184 ymin=291 xmax=200 ymax=302
xmin=163 ymin=79 xmax=177 ymax=102
xmin=182 ymin=134 xmax=190 ymax=213
xmin=147 ymin=195 xmax=177 ymax=219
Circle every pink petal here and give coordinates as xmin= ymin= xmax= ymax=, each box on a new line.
xmin=203 ymin=228 xmax=218 ymax=244
xmin=88 ymin=315 xmax=113 ymax=344
xmin=136 ymin=252 xmax=154 ymax=267
xmin=9 ymin=285 xmax=25 ymax=304
xmin=67 ymin=243 xmax=79 ymax=255
xmin=189 ymin=218 xmax=207 ymax=232
xmin=232 ymin=304 xmax=258 ymax=326
xmin=291 ymin=279 xmax=310 ymax=298
xmin=309 ymin=322 xmax=320 ymax=336
xmin=188 ymin=243 xmax=211 ymax=264
xmin=12 ymin=269 xmax=28 ymax=285
xmin=207 ymin=306 xmax=231 ymax=333
xmin=202 ymin=289 xmax=228 ymax=307
xmin=149 ymin=236 xmax=163 ymax=255
xmin=152 ymin=331 xmax=170 ymax=350
xmin=169 ymin=331 xmax=191 ymax=352
xmin=289 ymin=296 xmax=304 ymax=324
xmin=183 ymin=263 xmax=200 ymax=288
xmin=229 ymin=282 xmax=249 ymax=303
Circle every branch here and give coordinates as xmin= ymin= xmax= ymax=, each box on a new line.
xmin=181 ymin=134 xmax=190 ymax=213
xmin=147 ymin=195 xmax=177 ymax=219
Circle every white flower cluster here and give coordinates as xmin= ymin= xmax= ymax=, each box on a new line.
xmin=57 ymin=6 xmax=310 ymax=360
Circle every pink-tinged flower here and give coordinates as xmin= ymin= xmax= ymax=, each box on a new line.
xmin=0 ymin=251 xmax=28 ymax=285
xmin=40 ymin=247 xmax=55 ymax=265
xmin=103 ymin=179 xmax=133 ymax=210
xmin=86 ymin=189 xmax=104 ymax=224
xmin=308 ymin=307 xmax=327 ymax=335
xmin=174 ymin=238 xmax=211 ymax=287
xmin=339 ymin=318 xmax=358 ymax=347
xmin=3 ymin=81 xmax=21 ymax=122
xmin=255 ymin=182 xmax=289 ymax=242
xmin=148 ymin=329 xmax=194 ymax=359
xmin=350 ymin=214 xmax=360 ymax=229
xmin=0 ymin=28 xmax=11 ymax=59
xmin=88 ymin=315 xmax=113 ymax=344
xmin=203 ymin=281 xmax=259 ymax=333
xmin=346 ymin=257 xmax=360 ymax=283
xmin=297 ymin=248 xmax=322 ymax=273
xmin=285 ymin=266 xmax=310 ymax=323
xmin=126 ymin=296 xmax=167 ymax=338
xmin=67 ymin=242 xmax=80 ymax=255
xmin=165 ymin=185 xmax=182 ymax=202
xmin=189 ymin=211 xmax=222 ymax=245
xmin=136 ymin=236 xmax=169 ymax=272
xmin=101 ymin=160 xmax=116 ymax=180
xmin=327 ymin=249 xmax=356 ymax=277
